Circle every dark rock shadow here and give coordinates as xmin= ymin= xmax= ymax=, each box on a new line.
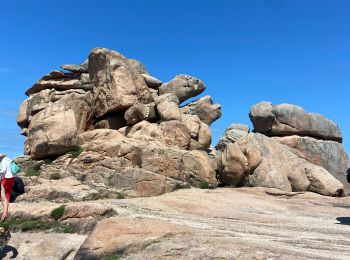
xmin=336 ymin=217 xmax=350 ymax=225
xmin=0 ymin=245 xmax=19 ymax=259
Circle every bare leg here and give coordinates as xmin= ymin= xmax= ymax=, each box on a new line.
xmin=0 ymin=184 xmax=8 ymax=221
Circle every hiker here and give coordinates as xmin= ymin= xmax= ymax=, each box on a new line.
xmin=347 ymin=168 xmax=350 ymax=183
xmin=0 ymin=155 xmax=15 ymax=221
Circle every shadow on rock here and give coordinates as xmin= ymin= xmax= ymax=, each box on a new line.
xmin=336 ymin=217 xmax=350 ymax=225
xmin=0 ymin=245 xmax=19 ymax=259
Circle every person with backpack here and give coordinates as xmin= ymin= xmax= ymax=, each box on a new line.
xmin=0 ymin=154 xmax=19 ymax=221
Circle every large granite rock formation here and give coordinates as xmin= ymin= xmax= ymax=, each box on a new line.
xmin=248 ymin=102 xmax=349 ymax=192
xmin=219 ymin=133 xmax=344 ymax=197
xmin=17 ymin=48 xmax=348 ymax=199
xmin=17 ymin=47 xmax=221 ymax=198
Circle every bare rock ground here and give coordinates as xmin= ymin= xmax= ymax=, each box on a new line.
xmin=4 ymin=187 xmax=350 ymax=259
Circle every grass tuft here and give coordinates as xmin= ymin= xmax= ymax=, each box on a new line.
xmin=199 ymin=181 xmax=210 ymax=189
xmin=70 ymin=146 xmax=83 ymax=158
xmin=62 ymin=224 xmax=77 ymax=234
xmin=25 ymin=166 xmax=40 ymax=177
xmin=49 ymin=172 xmax=61 ymax=180
xmin=50 ymin=205 xmax=66 ymax=220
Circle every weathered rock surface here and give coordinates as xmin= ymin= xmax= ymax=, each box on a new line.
xmin=250 ymin=102 xmax=342 ymax=142
xmin=18 ymin=128 xmax=217 ymax=200
xmin=180 ymin=95 xmax=222 ymax=125
xmin=18 ymin=177 xmax=99 ymax=202
xmin=127 ymin=58 xmax=149 ymax=75
xmin=273 ymin=135 xmax=350 ymax=192
xmin=89 ymin=48 xmax=151 ymax=117
xmin=215 ymin=123 xmax=249 ymax=152
xmin=124 ymin=103 xmax=157 ymax=126
xmin=61 ymin=60 xmax=89 ymax=73
xmin=4 ymin=188 xmax=350 ymax=259
xmin=220 ymin=133 xmax=344 ymax=196
xmin=142 ymin=74 xmax=162 ymax=89
xmin=154 ymin=94 xmax=182 ymax=122
xmin=27 ymin=109 xmax=78 ymax=159
xmin=2 ymin=232 xmax=86 ymax=260
xmin=159 ymin=74 xmax=205 ymax=103
xmin=72 ymin=188 xmax=350 ymax=259
xmin=182 ymin=115 xmax=212 ymax=150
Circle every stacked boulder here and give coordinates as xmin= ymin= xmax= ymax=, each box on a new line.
xmin=17 ymin=47 xmax=222 ymax=199
xmin=250 ymin=102 xmax=350 ymax=190
xmin=217 ymin=102 xmax=349 ymax=196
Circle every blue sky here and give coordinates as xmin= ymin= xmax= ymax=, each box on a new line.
xmin=0 ymin=0 xmax=349 ymax=160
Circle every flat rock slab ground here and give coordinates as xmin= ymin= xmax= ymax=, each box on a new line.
xmin=5 ymin=187 xmax=350 ymax=259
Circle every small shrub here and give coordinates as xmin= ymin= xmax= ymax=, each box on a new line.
xmin=50 ymin=205 xmax=66 ymax=220
xmin=49 ymin=172 xmax=61 ymax=180
xmin=70 ymin=146 xmax=83 ymax=158
xmin=62 ymin=224 xmax=77 ymax=234
xmin=116 ymin=193 xmax=125 ymax=199
xmin=25 ymin=166 xmax=40 ymax=177
xmin=199 ymin=181 xmax=209 ymax=189
xmin=98 ymin=192 xmax=110 ymax=200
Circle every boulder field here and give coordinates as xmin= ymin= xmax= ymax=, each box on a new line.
xmin=10 ymin=47 xmax=350 ymax=259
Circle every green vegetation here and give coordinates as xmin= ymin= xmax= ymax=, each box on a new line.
xmin=0 ymin=218 xmax=50 ymax=232
xmin=70 ymin=146 xmax=83 ymax=158
xmin=61 ymin=224 xmax=77 ymax=234
xmin=0 ymin=217 xmax=79 ymax=234
xmin=50 ymin=205 xmax=66 ymax=220
xmin=49 ymin=172 xmax=61 ymax=180
xmin=103 ymin=255 xmax=121 ymax=260
xmin=199 ymin=181 xmax=210 ymax=189
xmin=21 ymin=219 xmax=51 ymax=232
xmin=116 ymin=193 xmax=126 ymax=199
xmin=25 ymin=165 xmax=40 ymax=177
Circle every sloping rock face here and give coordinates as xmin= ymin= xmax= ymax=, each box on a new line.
xmin=17 ymin=47 xmax=221 ymax=198
xmin=248 ymin=102 xmax=349 ymax=192
xmin=72 ymin=188 xmax=350 ymax=260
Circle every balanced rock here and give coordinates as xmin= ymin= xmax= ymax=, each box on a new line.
xmin=219 ymin=133 xmax=344 ymax=197
xmin=159 ymin=74 xmax=205 ymax=103
xmin=180 ymin=95 xmax=222 ymax=125
xmin=61 ymin=59 xmax=89 ymax=73
xmin=89 ymin=48 xmax=152 ymax=117
xmin=250 ymin=102 xmax=342 ymax=142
